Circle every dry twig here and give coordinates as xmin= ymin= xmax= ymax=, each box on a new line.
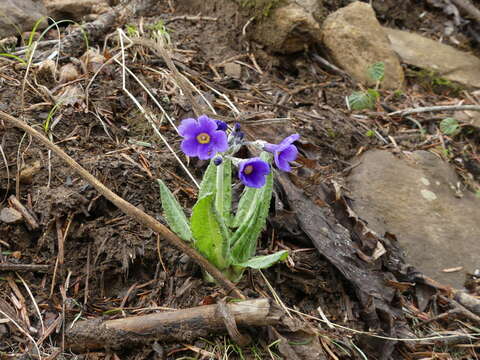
xmin=65 ymin=298 xmax=281 ymax=352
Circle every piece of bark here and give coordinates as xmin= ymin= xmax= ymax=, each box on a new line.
xmin=65 ymin=298 xmax=282 ymax=352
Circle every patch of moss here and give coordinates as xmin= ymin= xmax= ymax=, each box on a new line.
xmin=406 ymin=68 xmax=464 ymax=96
xmin=235 ymin=0 xmax=285 ymax=18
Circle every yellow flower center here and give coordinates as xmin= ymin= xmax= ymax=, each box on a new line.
xmin=196 ymin=133 xmax=211 ymax=144
xmin=243 ymin=165 xmax=254 ymax=175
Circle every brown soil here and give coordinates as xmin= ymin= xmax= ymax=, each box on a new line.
xmin=0 ymin=0 xmax=479 ymax=359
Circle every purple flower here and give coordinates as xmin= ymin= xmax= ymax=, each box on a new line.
xmin=238 ymin=158 xmax=270 ymax=188
xmin=263 ymin=134 xmax=299 ymax=172
xmin=215 ymin=120 xmax=228 ymax=131
xmin=178 ymin=115 xmax=228 ymax=160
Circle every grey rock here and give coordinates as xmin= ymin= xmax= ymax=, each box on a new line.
xmin=0 ymin=0 xmax=47 ymax=39
xmin=0 ymin=207 xmax=23 ymax=224
xmin=347 ymin=150 xmax=480 ymax=288
xmin=321 ymin=2 xmax=404 ymax=89
xmin=385 ymin=27 xmax=480 ymax=89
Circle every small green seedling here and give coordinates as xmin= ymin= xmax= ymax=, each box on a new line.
xmin=347 ymin=62 xmax=384 ymax=111
xmin=440 ymin=117 xmax=461 ymax=136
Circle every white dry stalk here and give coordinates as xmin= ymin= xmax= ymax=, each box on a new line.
xmin=0 ymin=143 xmax=10 ymax=203
xmin=117 ymin=29 xmax=180 ymax=132
xmin=0 ymin=308 xmax=43 ymax=360
xmin=287 ymin=307 xmax=480 ymax=343
xmin=116 ymin=29 xmax=199 ymax=188
xmin=259 ymin=270 xmax=292 ymax=318
xmin=17 ymin=273 xmax=45 ymax=335
xmin=194 ymin=77 xmax=241 ymax=116
xmin=180 ymin=73 xmax=217 ymax=114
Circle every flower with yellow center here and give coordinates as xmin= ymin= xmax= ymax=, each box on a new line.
xmin=178 ymin=115 xmax=228 ymax=160
xmin=196 ymin=133 xmax=211 ymax=144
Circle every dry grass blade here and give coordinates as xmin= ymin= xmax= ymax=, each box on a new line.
xmin=116 ymin=29 xmax=199 ymax=188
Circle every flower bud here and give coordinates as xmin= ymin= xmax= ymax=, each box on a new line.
xmin=213 ymin=157 xmax=223 ymax=166
xmin=215 ymin=120 xmax=228 ymax=131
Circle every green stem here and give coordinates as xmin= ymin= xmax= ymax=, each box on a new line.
xmin=215 ymin=162 xmax=224 ymax=219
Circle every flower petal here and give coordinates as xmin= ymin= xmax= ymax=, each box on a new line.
xmin=197 ymin=143 xmax=215 ymax=160
xmin=238 ymin=158 xmax=270 ymax=188
xmin=275 ymin=152 xmax=291 ymax=172
xmin=178 ymin=118 xmax=199 ymax=138
xmin=280 ymin=145 xmax=298 ymax=162
xmin=197 ymin=115 xmax=217 ymax=134
xmin=181 ymin=137 xmax=199 ymax=157
xmin=277 ymin=133 xmax=300 ymax=151
xmin=263 ymin=143 xmax=279 ymax=153
xmin=211 ymin=130 xmax=228 ymax=152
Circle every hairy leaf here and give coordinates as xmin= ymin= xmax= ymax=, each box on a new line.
xmin=198 ymin=160 xmax=217 ymax=200
xmin=215 ymin=158 xmax=232 ymax=225
xmin=234 ymin=250 xmax=289 ymax=269
xmin=347 ymin=91 xmax=378 ymax=111
xmin=440 ymin=117 xmax=461 ymax=136
xmin=367 ymin=62 xmax=385 ymax=82
xmin=157 ymin=180 xmax=192 ymax=241
xmin=191 ymin=193 xmax=230 ymax=269
xmin=231 ymin=170 xmax=273 ymax=263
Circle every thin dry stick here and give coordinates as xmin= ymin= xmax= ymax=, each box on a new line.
xmin=0 ymin=110 xmax=244 ymax=299
xmin=389 ymin=104 xmax=480 ymax=116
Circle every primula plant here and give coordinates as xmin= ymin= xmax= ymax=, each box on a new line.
xmin=158 ymin=115 xmax=299 ymax=282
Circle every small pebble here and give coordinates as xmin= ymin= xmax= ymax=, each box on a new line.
xmin=0 ymin=208 xmax=23 ymax=224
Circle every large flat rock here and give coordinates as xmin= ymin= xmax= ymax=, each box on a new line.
xmin=385 ymin=27 xmax=480 ymax=88
xmin=347 ymin=150 xmax=480 ymax=288
xmin=321 ymin=2 xmax=404 ymax=89
xmin=0 ymin=0 xmax=47 ymax=39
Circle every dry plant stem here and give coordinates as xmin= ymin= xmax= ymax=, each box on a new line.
xmin=65 ymin=298 xmax=280 ymax=352
xmin=0 ymin=263 xmax=50 ymax=273
xmin=132 ymin=37 xmax=204 ymax=117
xmin=389 ymin=104 xmax=480 ymax=117
xmin=0 ymin=110 xmax=244 ymax=299
xmin=9 ymin=195 xmax=39 ymax=230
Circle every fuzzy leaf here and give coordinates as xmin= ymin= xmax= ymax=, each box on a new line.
xmin=232 ymin=186 xmax=257 ymax=228
xmin=198 ymin=160 xmax=217 ymax=200
xmin=157 ymin=180 xmax=192 ymax=241
xmin=231 ymin=169 xmax=273 ymax=263
xmin=440 ymin=117 xmax=461 ymax=136
xmin=347 ymin=91 xmax=378 ymax=111
xmin=190 ymin=193 xmax=230 ymax=269
xmin=234 ymin=250 xmax=289 ymax=269
xmin=215 ymin=158 xmax=232 ymax=224
xmin=367 ymin=62 xmax=385 ymax=82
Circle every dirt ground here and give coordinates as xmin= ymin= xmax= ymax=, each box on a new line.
xmin=0 ymin=0 xmax=479 ymax=359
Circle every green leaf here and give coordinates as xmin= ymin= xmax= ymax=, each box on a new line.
xmin=231 ymin=170 xmax=273 ymax=263
xmin=232 ymin=186 xmax=258 ymax=228
xmin=215 ymin=158 xmax=232 ymax=225
xmin=157 ymin=180 xmax=192 ymax=242
xmin=440 ymin=117 xmax=461 ymax=136
xmin=234 ymin=250 xmax=288 ymax=269
xmin=367 ymin=62 xmax=385 ymax=82
xmin=198 ymin=160 xmax=217 ymax=200
xmin=190 ymin=193 xmax=230 ymax=269
xmin=347 ymin=91 xmax=378 ymax=110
